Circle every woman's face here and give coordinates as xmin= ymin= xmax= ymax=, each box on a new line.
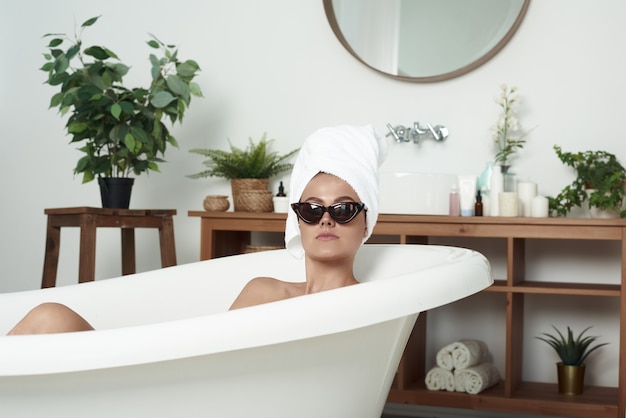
xmin=297 ymin=173 xmax=367 ymax=261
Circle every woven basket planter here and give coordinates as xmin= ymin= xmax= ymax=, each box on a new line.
xmin=231 ymin=178 xmax=273 ymax=212
xmin=203 ymin=195 xmax=230 ymax=212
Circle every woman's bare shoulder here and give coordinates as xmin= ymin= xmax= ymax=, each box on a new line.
xmin=229 ymin=277 xmax=304 ymax=310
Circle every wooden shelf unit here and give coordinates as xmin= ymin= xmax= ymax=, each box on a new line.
xmin=188 ymin=211 xmax=626 ymax=418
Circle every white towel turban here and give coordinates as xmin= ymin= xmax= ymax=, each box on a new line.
xmin=285 ymin=125 xmax=388 ymax=259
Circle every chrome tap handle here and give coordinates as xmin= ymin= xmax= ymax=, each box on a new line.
xmin=387 ymin=122 xmax=448 ymax=143
xmin=409 ymin=122 xmax=426 ymax=143
xmin=430 ymin=124 xmax=449 ymax=141
xmin=412 ymin=122 xmax=426 ymax=135
xmin=386 ymin=124 xmax=409 ymax=142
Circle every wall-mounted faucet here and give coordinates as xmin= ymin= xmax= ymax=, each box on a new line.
xmin=386 ymin=122 xmax=449 ymax=144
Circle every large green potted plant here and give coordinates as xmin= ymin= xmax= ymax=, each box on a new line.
xmin=187 ymin=133 xmax=298 ymax=212
xmin=536 ymin=325 xmax=608 ymax=394
xmin=548 ymin=146 xmax=626 ymax=218
xmin=42 ymin=16 xmax=203 ymax=208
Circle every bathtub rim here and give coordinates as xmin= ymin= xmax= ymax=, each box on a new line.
xmin=0 ymin=244 xmax=492 ymax=376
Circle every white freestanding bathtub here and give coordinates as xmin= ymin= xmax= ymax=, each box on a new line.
xmin=0 ymin=244 xmax=491 ymax=418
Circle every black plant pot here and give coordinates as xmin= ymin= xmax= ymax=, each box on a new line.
xmin=98 ymin=177 xmax=135 ymax=209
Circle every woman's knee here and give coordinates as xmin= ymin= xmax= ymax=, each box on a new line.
xmin=8 ymin=302 xmax=93 ymax=335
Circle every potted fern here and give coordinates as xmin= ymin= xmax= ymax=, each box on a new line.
xmin=536 ymin=325 xmax=608 ymax=394
xmin=548 ymin=146 xmax=626 ymax=218
xmin=187 ymin=133 xmax=298 ymax=212
xmin=42 ymin=16 xmax=202 ymax=208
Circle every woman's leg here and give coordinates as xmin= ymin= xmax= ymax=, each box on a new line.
xmin=7 ymin=302 xmax=94 ymax=335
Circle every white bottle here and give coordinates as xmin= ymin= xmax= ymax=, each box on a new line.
xmin=490 ymin=166 xmax=503 ymax=216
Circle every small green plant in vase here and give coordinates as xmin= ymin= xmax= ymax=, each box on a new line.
xmin=188 ymin=133 xmax=299 ymax=212
xmin=536 ymin=325 xmax=608 ymax=394
xmin=492 ymin=83 xmax=526 ymax=169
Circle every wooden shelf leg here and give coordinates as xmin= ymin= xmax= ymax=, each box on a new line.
xmin=41 ymin=216 xmax=61 ymax=288
xmin=158 ymin=216 xmax=177 ymax=267
xmin=78 ymin=214 xmax=97 ymax=283
xmin=121 ymin=228 xmax=136 ymax=275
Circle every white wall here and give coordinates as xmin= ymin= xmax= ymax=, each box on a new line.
xmin=1 ymin=0 xmax=625 ymax=387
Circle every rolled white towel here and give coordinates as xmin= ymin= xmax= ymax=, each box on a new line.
xmin=436 ymin=339 xmax=488 ymax=371
xmin=454 ymin=363 xmax=501 ymax=394
xmin=425 ymin=367 xmax=455 ymax=392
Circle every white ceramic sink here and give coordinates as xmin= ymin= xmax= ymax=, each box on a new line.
xmin=378 ymin=172 xmax=457 ymax=215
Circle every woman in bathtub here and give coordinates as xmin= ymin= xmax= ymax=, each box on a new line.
xmin=8 ymin=125 xmax=388 ymax=335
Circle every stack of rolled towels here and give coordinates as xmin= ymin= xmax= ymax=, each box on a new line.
xmin=425 ymin=339 xmax=500 ymax=395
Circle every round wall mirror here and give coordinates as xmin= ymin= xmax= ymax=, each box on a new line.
xmin=324 ymin=0 xmax=530 ymax=82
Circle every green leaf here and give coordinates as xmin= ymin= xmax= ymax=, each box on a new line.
xmin=81 ymin=16 xmax=100 ymax=28
xmin=150 ymin=91 xmax=175 ymax=108
xmin=108 ymin=63 xmax=129 ymax=79
xmin=82 ymin=171 xmax=95 ymax=183
xmin=130 ymin=126 xmax=149 ymax=144
xmin=111 ymin=103 xmax=122 ymax=120
xmin=147 ymin=40 xmax=160 ymax=49
xmin=189 ymin=82 xmax=203 ymax=97
xmin=84 ymin=46 xmax=111 ymax=60
xmin=151 ymin=65 xmax=161 ymax=81
xmin=104 ymin=48 xmax=119 ymax=60
xmin=177 ymin=60 xmax=200 ymax=77
xmin=165 ymin=75 xmax=188 ymax=96
xmin=168 ymin=134 xmax=179 ymax=148
xmin=68 ymin=122 xmax=88 ymax=133
xmin=149 ymin=54 xmax=160 ymax=67
xmin=119 ymin=101 xmax=134 ymax=115
xmin=66 ymin=44 xmax=80 ymax=60
xmin=74 ymin=156 xmax=90 ymax=173
xmin=53 ymin=55 xmax=69 ymax=74
xmin=124 ymin=133 xmax=136 ymax=151
xmin=101 ymin=71 xmax=112 ymax=88
xmin=48 ymin=38 xmax=63 ymax=48
xmin=49 ymin=92 xmax=64 ymax=108
xmin=40 ymin=62 xmax=54 ymax=72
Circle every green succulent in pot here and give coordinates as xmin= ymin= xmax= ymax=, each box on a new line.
xmin=536 ymin=325 xmax=608 ymax=366
xmin=42 ymin=16 xmax=203 ymax=184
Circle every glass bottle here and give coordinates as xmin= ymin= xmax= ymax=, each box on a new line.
xmin=449 ymin=185 xmax=460 ymax=216
xmin=474 ymin=189 xmax=483 ymax=216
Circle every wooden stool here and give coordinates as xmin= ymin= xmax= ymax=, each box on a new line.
xmin=41 ymin=207 xmax=177 ymax=288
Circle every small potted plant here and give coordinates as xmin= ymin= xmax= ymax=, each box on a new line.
xmin=187 ymin=133 xmax=299 ymax=212
xmin=536 ymin=325 xmax=608 ymax=394
xmin=548 ymin=146 xmax=626 ymax=218
xmin=41 ymin=16 xmax=203 ymax=208
xmin=492 ymin=83 xmax=526 ymax=171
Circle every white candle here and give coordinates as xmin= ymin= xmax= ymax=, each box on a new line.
xmin=272 ymin=196 xmax=290 ymax=213
xmin=517 ymin=181 xmax=538 ymax=217
xmin=531 ymin=195 xmax=549 ymax=217
xmin=499 ymin=192 xmax=519 ymax=217
xmin=490 ymin=167 xmax=504 ymax=216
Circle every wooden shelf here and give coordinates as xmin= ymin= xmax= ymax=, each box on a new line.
xmin=486 ymin=281 xmax=621 ymax=297
xmin=389 ymin=382 xmax=618 ymax=418
xmin=188 ymin=211 xmax=626 ymax=418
